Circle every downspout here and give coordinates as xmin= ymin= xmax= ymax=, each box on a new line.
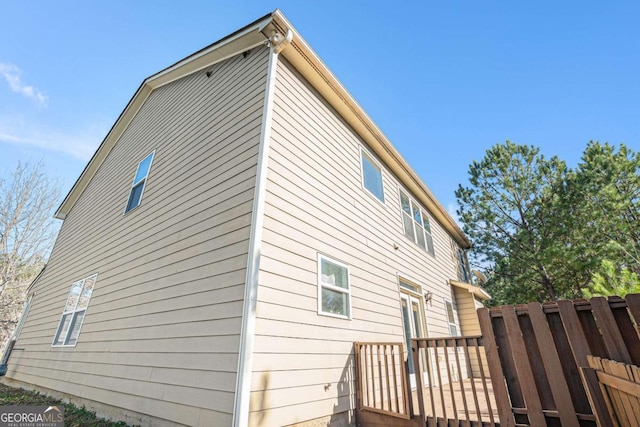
xmin=0 ymin=293 xmax=33 ymax=376
xmin=233 ymin=28 xmax=292 ymax=427
xmin=0 ymin=340 xmax=16 ymax=376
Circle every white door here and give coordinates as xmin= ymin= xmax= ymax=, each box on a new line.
xmin=400 ymin=293 xmax=425 ymax=388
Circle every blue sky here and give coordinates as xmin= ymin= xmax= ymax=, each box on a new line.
xmin=1 ymin=1 xmax=639 ymax=217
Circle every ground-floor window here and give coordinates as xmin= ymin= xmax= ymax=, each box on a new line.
xmin=317 ymin=255 xmax=351 ymax=319
xmin=52 ymin=274 xmax=97 ymax=347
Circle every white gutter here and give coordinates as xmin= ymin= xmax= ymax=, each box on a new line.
xmin=233 ymin=27 xmax=292 ymax=427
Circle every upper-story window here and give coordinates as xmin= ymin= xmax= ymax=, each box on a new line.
xmin=360 ymin=149 xmax=384 ymax=203
xmin=52 ymin=274 xmax=97 ymax=347
xmin=318 ymin=254 xmax=351 ymax=319
xmin=399 ymin=189 xmax=435 ymax=255
xmin=457 ymin=248 xmax=471 ymax=283
xmin=125 ymin=151 xmax=155 ymax=213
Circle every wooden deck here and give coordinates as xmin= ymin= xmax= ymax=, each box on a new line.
xmin=355 ymin=340 xmax=500 ymax=426
xmin=413 ymin=378 xmax=497 ymax=425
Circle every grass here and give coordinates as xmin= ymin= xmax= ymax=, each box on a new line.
xmin=0 ymin=382 xmax=132 ymax=426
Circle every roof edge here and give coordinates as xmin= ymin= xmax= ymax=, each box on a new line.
xmin=270 ymin=10 xmax=471 ymax=248
xmin=450 ymin=279 xmax=491 ymax=300
xmin=56 ymin=10 xmax=471 ymax=249
xmin=55 ymin=12 xmax=275 ymax=219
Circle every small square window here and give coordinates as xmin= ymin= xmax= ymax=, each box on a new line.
xmin=52 ymin=274 xmax=97 ymax=347
xmin=361 ymin=150 xmax=384 ymax=203
xmin=125 ymin=151 xmax=155 ymax=214
xmin=318 ymin=255 xmax=351 ymax=319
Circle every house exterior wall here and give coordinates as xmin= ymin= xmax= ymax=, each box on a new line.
xmin=4 ymin=45 xmax=270 ymax=426
xmin=248 ymin=57 xmax=464 ymax=426
xmin=453 ymin=287 xmax=481 ymax=336
xmin=452 ymin=287 xmax=488 ymax=378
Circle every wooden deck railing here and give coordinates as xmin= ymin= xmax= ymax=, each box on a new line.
xmin=354 ymin=342 xmax=411 ymax=419
xmin=412 ymin=336 xmax=499 ymax=427
xmin=354 ymin=294 xmax=640 ymax=427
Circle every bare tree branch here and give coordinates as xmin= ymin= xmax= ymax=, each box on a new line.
xmin=0 ymin=161 xmax=60 ymax=349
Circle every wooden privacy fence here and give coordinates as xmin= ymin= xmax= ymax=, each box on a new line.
xmin=478 ymin=295 xmax=640 ymax=427
xmin=411 ymin=337 xmax=499 ymax=427
xmin=354 ymin=342 xmax=411 ymax=420
xmin=582 ymin=356 xmax=640 ymax=427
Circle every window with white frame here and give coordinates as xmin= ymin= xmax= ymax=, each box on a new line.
xmin=318 ymin=255 xmax=351 ymax=319
xmin=361 ymin=150 xmax=384 ymax=203
xmin=125 ymin=151 xmax=155 ymax=213
xmin=444 ymin=299 xmax=458 ymax=336
xmin=399 ymin=190 xmax=435 ymax=255
xmin=52 ymin=274 xmax=97 ymax=347
xmin=457 ymin=248 xmax=471 ymax=283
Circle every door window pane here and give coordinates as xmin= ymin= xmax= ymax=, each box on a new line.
xmin=411 ymin=300 xmax=423 ymax=338
xmin=445 ymin=300 xmax=458 ymax=337
xmin=401 ymin=298 xmax=415 ymax=375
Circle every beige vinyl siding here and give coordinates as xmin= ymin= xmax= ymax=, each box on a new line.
xmin=8 ymin=46 xmax=269 ymax=426
xmin=248 ymin=58 xmax=464 ymax=426
xmin=452 ymin=286 xmax=488 ymax=378
xmin=453 ymin=286 xmax=481 ymax=336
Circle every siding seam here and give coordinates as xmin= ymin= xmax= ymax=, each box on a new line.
xmin=233 ymin=44 xmax=278 ymax=427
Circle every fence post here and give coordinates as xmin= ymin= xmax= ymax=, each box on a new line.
xmin=411 ymin=340 xmax=427 ymax=426
xmin=477 ymin=308 xmax=516 ymax=427
xmin=354 ymin=343 xmax=363 ymax=412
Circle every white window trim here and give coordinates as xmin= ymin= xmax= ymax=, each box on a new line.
xmin=52 ymin=273 xmax=98 ymax=348
xmin=457 ymin=247 xmax=472 ymax=283
xmin=317 ymin=254 xmax=352 ymax=320
xmin=359 ymin=146 xmax=386 ymax=205
xmin=398 ymin=187 xmax=435 ymax=256
xmin=444 ymin=298 xmax=459 ymax=337
xmin=123 ymin=150 xmax=156 ymax=215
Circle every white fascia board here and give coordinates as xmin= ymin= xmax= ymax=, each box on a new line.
xmin=147 ymin=18 xmax=271 ymax=89
xmin=450 ymin=280 xmax=492 ymax=301
xmin=271 ymin=10 xmax=470 ymax=249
